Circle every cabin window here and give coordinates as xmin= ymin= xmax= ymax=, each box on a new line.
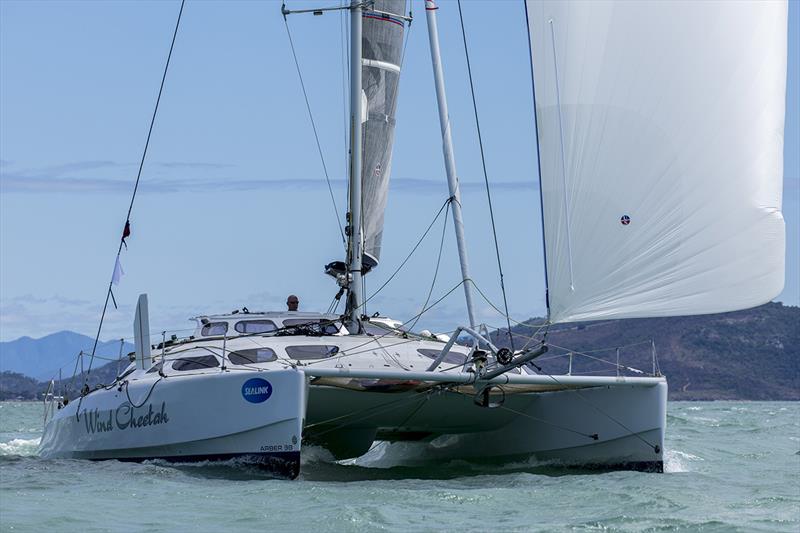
xmin=201 ymin=322 xmax=228 ymax=336
xmin=282 ymin=318 xmax=339 ymax=335
xmin=417 ymin=348 xmax=467 ymax=365
xmin=146 ymin=362 xmax=163 ymax=374
xmin=172 ymin=355 xmax=220 ymax=371
xmin=285 ymin=345 xmax=339 ymax=360
xmin=228 ymin=348 xmax=278 ymax=365
xmin=361 ymin=322 xmax=391 ymax=336
xmin=234 ymin=320 xmax=277 ymax=334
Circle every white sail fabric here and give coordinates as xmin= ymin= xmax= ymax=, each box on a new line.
xmin=526 ymin=0 xmax=788 ymax=323
xmin=361 ymin=0 xmax=406 ymax=266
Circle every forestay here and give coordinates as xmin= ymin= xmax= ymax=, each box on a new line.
xmin=526 ymin=0 xmax=788 ymax=323
xmin=361 ymin=0 xmax=406 ymax=267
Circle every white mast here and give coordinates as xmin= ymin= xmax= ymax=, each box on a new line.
xmin=424 ymin=0 xmax=477 ymax=328
xmin=346 ymin=0 xmax=365 ymax=331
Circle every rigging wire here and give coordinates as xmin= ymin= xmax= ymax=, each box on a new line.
xmin=303 ymin=278 xmax=467 ymax=367
xmin=361 ymin=197 xmax=452 ymax=308
xmin=466 ymin=278 xmax=547 ymax=351
xmin=446 ymin=389 xmax=600 ymax=441
xmin=340 ymin=0 xmax=349 ymax=185
xmin=85 ymin=0 xmax=186 ymax=380
xmin=455 ymin=0 xmax=515 ymax=350
xmin=522 ymin=0 xmax=551 ymax=319
xmin=304 ymin=386 xmax=437 ymax=437
xmin=406 ymin=199 xmax=450 ymax=332
xmin=344 ymin=0 xmax=352 ymax=208
xmin=283 ymin=16 xmax=347 ymax=246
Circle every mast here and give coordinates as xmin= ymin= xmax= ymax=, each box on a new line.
xmin=346 ymin=0 xmax=365 ymax=332
xmin=424 ymin=0 xmax=477 ymax=328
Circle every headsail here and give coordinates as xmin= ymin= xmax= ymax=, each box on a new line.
xmin=360 ymin=0 xmax=406 ymax=268
xmin=526 ymin=0 xmax=788 ymax=323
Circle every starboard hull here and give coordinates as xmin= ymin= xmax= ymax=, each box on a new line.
xmin=306 ymin=379 xmax=667 ymax=471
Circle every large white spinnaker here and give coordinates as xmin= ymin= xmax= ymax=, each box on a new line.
xmin=525 ymin=0 xmax=788 ymax=323
xmin=360 ymin=0 xmax=406 ymax=268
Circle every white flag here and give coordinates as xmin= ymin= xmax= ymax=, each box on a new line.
xmin=112 ymin=256 xmax=125 ymax=286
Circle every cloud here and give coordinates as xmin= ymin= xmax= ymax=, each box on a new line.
xmin=1 ymin=168 xmax=537 ymax=194
xmin=0 ymin=294 xmax=197 ymax=342
xmin=0 ymin=289 xmax=329 ymax=342
xmin=387 ymin=178 xmax=536 ymax=193
xmin=38 ymin=160 xmax=125 ymax=174
xmin=156 ymin=162 xmax=235 ymax=170
xmin=0 ymin=159 xmax=240 ymax=194
xmin=1 ymin=175 xmax=133 ymax=193
xmin=0 ymin=175 xmax=338 ymax=194
xmin=0 ymin=295 xmax=102 ymax=341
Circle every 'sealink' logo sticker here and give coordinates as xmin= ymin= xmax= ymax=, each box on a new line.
xmin=242 ymin=378 xmax=273 ymax=403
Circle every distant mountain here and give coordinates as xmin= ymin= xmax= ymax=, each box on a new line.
xmin=492 ymin=302 xmax=799 ymax=400
xmin=0 ymin=331 xmax=133 ymax=381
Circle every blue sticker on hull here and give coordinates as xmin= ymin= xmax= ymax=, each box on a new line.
xmin=242 ymin=378 xmax=273 ymax=403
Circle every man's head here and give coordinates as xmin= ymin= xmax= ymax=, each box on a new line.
xmin=287 ymin=294 xmax=299 ymax=311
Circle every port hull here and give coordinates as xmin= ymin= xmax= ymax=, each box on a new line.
xmin=39 ymin=369 xmax=306 ymax=479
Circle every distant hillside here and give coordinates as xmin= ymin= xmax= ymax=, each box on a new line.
xmin=0 ymin=331 xmax=133 ymax=380
xmin=0 ymin=372 xmax=42 ymax=401
xmin=0 ymin=359 xmax=123 ymax=401
xmin=492 ymin=302 xmax=799 ymax=400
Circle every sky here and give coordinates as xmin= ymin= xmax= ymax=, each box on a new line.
xmin=1 ymin=0 xmax=798 ymax=343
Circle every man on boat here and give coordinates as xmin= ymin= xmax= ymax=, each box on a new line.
xmin=287 ymin=294 xmax=299 ymax=311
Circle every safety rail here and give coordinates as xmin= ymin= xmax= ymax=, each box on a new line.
xmin=42 ymin=379 xmax=62 ymax=426
xmin=41 ymin=327 xmax=197 ymax=404
xmin=540 ymin=338 xmax=662 ymax=378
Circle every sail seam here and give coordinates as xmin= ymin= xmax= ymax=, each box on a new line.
xmin=548 ymin=18 xmax=576 ymax=292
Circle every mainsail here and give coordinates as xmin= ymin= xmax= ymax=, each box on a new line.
xmin=526 ymin=0 xmax=788 ymax=323
xmin=360 ymin=0 xmax=406 ymax=267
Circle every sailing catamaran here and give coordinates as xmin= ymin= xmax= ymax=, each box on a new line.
xmin=40 ymin=0 xmax=788 ymax=479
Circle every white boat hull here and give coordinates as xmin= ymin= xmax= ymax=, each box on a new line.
xmin=306 ymin=380 xmax=666 ymax=471
xmin=40 ymin=318 xmax=667 ymax=476
xmin=40 ymin=369 xmax=306 ymax=478
xmin=419 ymin=381 xmax=667 ymax=471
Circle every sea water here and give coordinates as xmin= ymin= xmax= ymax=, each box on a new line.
xmin=1 ymin=401 xmax=797 ymax=532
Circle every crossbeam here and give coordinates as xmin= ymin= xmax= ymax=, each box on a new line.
xmin=304 ymin=367 xmax=665 ymax=388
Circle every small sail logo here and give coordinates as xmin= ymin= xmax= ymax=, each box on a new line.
xmin=241 ymin=378 xmax=273 ymax=403
xmin=620 ymin=215 xmax=631 ymax=226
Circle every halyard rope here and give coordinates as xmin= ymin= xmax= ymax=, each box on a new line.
xmin=85 ymin=0 xmax=186 ymax=381
xmin=456 ymin=0 xmax=515 ymax=350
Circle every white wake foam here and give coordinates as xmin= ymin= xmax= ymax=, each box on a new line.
xmin=0 ymin=438 xmax=40 ymax=456
xmin=664 ymin=449 xmax=703 ymax=473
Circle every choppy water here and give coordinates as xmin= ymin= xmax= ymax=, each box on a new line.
xmin=1 ymin=401 xmax=798 ymax=532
